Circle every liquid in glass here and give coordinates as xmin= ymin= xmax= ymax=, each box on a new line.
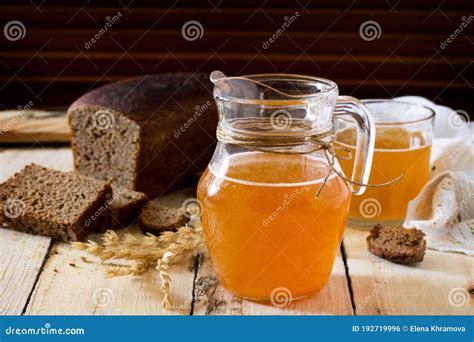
xmin=336 ymin=126 xmax=431 ymax=223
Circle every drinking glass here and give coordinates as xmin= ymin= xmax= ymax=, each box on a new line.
xmin=335 ymin=99 xmax=435 ymax=228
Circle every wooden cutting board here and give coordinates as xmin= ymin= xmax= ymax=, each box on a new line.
xmin=0 ymin=109 xmax=70 ymax=144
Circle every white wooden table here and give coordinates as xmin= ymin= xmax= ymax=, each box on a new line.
xmin=1 ymin=147 xmax=473 ymax=315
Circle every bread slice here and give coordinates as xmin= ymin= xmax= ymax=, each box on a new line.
xmin=138 ymin=202 xmax=189 ymax=234
xmin=367 ymin=224 xmax=426 ymax=264
xmin=0 ymin=164 xmax=112 ymax=241
xmin=68 ymin=72 xmax=217 ymax=197
xmin=98 ymin=186 xmax=148 ymax=232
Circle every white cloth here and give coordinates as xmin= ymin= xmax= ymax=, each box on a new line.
xmin=393 ymin=96 xmax=474 ymax=255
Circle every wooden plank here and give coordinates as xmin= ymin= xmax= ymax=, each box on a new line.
xmin=2 ymin=77 xmax=469 ymax=89
xmin=0 ymin=110 xmax=69 ymax=144
xmin=24 ymin=238 xmax=195 ymax=315
xmin=0 ymin=7 xmax=464 ymax=33
xmin=1 ymin=52 xmax=471 ymax=81
xmin=192 ymin=250 xmax=353 ymax=315
xmin=25 ymin=186 xmax=198 ymax=315
xmin=0 ymin=229 xmax=51 ymax=315
xmin=0 ymin=147 xmax=73 ymax=181
xmin=344 ymin=227 xmax=474 ymax=315
xmin=0 ymin=148 xmax=71 ymax=315
xmin=5 ymin=0 xmax=474 ymax=10
xmin=2 ymin=30 xmax=471 ymax=57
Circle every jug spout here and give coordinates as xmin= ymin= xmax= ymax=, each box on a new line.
xmin=210 ymin=70 xmax=227 ymax=84
xmin=210 ymin=70 xmax=264 ymax=101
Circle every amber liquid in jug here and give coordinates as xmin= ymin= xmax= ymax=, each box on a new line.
xmin=197 ymin=152 xmax=351 ymax=300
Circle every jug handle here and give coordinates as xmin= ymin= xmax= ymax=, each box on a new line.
xmin=334 ymin=96 xmax=375 ymax=195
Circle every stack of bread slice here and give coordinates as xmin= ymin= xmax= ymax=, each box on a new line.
xmin=0 ymin=164 xmax=148 ymax=242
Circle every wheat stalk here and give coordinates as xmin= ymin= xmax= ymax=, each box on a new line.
xmin=72 ymin=222 xmax=205 ymax=310
xmin=157 ymin=251 xmax=174 ymax=309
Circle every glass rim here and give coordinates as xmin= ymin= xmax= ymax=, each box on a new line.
xmin=361 ymin=99 xmax=436 ymax=125
xmin=213 ymin=73 xmax=338 ymax=104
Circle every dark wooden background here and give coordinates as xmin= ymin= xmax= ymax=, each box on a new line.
xmin=0 ymin=0 xmax=473 ymax=115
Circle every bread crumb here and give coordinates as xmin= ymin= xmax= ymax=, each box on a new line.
xmin=367 ymin=224 xmax=426 ymax=264
xmin=80 ymin=256 xmax=92 ymax=263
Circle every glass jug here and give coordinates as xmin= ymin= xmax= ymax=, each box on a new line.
xmin=197 ymin=71 xmax=375 ymax=302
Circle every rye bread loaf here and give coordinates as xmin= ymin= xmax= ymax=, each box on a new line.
xmin=0 ymin=164 xmax=112 ymax=241
xmin=98 ymin=186 xmax=148 ymax=231
xmin=68 ymin=72 xmax=217 ymax=198
xmin=367 ymin=224 xmax=426 ymax=264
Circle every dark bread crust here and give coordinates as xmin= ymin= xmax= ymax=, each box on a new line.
xmin=367 ymin=224 xmax=426 ymax=264
xmin=68 ymin=72 xmax=218 ymax=197
xmin=138 ymin=202 xmax=189 ymax=234
xmin=98 ymin=187 xmax=149 ymax=232
xmin=0 ymin=164 xmax=112 ymax=241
